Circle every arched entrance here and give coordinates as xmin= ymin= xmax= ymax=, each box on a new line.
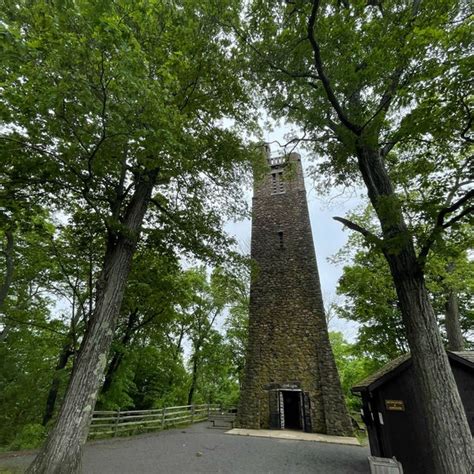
xmin=268 ymin=385 xmax=311 ymax=431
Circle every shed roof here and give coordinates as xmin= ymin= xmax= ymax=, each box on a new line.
xmin=449 ymin=351 xmax=474 ymax=367
xmin=352 ymin=351 xmax=474 ymax=393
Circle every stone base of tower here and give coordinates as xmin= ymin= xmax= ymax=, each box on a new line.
xmin=236 ymin=305 xmax=354 ymax=436
xmin=237 ymin=375 xmax=353 ymax=436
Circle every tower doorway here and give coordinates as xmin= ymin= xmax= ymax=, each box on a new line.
xmin=282 ymin=390 xmax=302 ymax=430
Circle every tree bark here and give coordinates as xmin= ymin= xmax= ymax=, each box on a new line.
xmin=187 ymin=353 xmax=199 ymax=406
xmin=445 ymin=290 xmax=464 ymax=351
xmin=0 ymin=229 xmax=14 ymax=308
xmin=0 ymin=230 xmax=14 ymax=342
xmin=100 ymin=309 xmax=138 ymax=395
xmin=43 ymin=294 xmax=87 ymax=426
xmin=42 ymin=338 xmax=74 ymax=426
xmin=27 ymin=172 xmax=157 ymax=474
xmin=355 ymin=144 xmax=473 ymax=474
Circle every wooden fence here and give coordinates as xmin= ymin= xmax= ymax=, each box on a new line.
xmin=89 ymin=404 xmax=222 ymax=438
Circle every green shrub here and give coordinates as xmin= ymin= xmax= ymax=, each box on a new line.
xmin=8 ymin=424 xmax=46 ymax=451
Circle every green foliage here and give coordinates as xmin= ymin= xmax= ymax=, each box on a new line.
xmin=0 ymin=209 xmax=67 ymax=447
xmin=0 ymin=317 xmax=64 ymax=446
xmin=212 ymin=264 xmax=250 ymax=384
xmin=130 ymin=345 xmax=188 ymax=410
xmin=193 ymin=330 xmax=241 ymax=407
xmin=337 ymin=247 xmax=409 ymax=361
xmin=96 ymin=261 xmax=249 ymax=412
xmin=1 ymin=0 xmax=259 ymax=256
xmin=330 ymin=332 xmax=381 ymax=412
xmin=1 ymin=0 xmax=470 ymax=457
xmin=0 ymin=247 xmax=249 ymax=446
xmin=0 ymin=0 xmax=257 ymax=449
xmin=8 ymin=424 xmax=46 ymax=451
xmin=334 ymin=207 xmax=473 ymax=357
xmin=241 ymin=0 xmax=472 ymax=260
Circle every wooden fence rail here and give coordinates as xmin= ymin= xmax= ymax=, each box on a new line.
xmin=89 ymin=404 xmax=223 ymax=438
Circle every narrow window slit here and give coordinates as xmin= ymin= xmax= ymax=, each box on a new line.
xmin=278 ymin=172 xmax=284 ymax=193
xmin=278 ymin=231 xmax=284 ymax=248
xmin=272 ymin=173 xmax=278 ymax=193
xmin=271 ymin=171 xmax=286 ymax=194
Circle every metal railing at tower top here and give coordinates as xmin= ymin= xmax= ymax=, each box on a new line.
xmin=88 ymin=403 xmax=225 ymax=438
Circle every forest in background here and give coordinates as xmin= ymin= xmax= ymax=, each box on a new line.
xmin=0 ymin=222 xmax=251 ymax=449
xmin=1 ymin=201 xmax=471 ymax=450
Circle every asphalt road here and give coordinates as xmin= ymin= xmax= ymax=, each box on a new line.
xmin=0 ymin=423 xmax=369 ymax=473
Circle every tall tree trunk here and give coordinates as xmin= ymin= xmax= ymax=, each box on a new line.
xmin=42 ymin=338 xmax=74 ymax=426
xmin=445 ymin=290 xmax=464 ymax=351
xmin=101 ymin=309 xmax=138 ymax=396
xmin=356 ymin=144 xmax=473 ymax=474
xmin=43 ymin=295 xmax=86 ymax=425
xmin=386 ymin=252 xmax=471 ymax=472
xmin=187 ymin=353 xmax=199 ymax=406
xmin=27 ymin=173 xmax=156 ymax=474
xmin=87 ymin=248 xmax=94 ymax=320
xmin=101 ymin=351 xmax=124 ymax=395
xmin=0 ymin=229 xmax=14 ymax=308
xmin=0 ymin=230 xmax=14 ymax=342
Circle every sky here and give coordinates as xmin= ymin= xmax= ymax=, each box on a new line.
xmin=224 ymin=129 xmax=364 ymax=341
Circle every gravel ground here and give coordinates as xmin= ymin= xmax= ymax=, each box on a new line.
xmin=0 ymin=423 xmax=369 ymax=473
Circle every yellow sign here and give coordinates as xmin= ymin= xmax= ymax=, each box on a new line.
xmin=385 ymin=400 xmax=405 ymax=411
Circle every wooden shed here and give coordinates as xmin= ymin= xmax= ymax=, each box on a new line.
xmin=352 ymin=351 xmax=474 ymax=474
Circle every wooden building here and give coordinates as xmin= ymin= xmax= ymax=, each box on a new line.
xmin=352 ymin=351 xmax=474 ymax=474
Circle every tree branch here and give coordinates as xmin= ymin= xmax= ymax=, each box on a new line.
xmin=333 ymin=216 xmax=383 ymax=247
xmin=381 ymin=140 xmax=398 ymax=157
xmin=0 ymin=136 xmax=59 ymax=159
xmin=361 ymin=69 xmax=404 ymax=131
xmin=307 ymin=1 xmax=361 ymax=135
xmin=133 ymin=307 xmax=166 ymax=332
xmin=418 ymin=189 xmax=474 ymax=265
xmin=1 ymin=314 xmax=67 ymax=338
xmin=231 ymin=24 xmax=320 ymax=87
xmin=459 ymin=94 xmax=473 ymax=143
xmin=361 ymin=0 xmax=421 ymax=132
xmin=442 ymin=204 xmax=473 ymax=229
xmin=49 ymin=238 xmax=88 ymax=320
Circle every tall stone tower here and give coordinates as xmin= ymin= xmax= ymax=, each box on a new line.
xmin=237 ymin=146 xmax=352 ymax=436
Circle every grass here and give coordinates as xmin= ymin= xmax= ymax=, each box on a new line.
xmin=0 ymin=467 xmax=24 ymax=474
xmin=355 ymin=430 xmax=368 ymax=446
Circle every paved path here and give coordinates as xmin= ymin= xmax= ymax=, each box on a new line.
xmin=0 ymin=423 xmax=369 ymax=473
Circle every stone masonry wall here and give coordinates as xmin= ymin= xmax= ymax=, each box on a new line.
xmin=237 ymin=150 xmax=352 ymax=436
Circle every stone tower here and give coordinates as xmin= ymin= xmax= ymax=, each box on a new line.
xmin=237 ymin=147 xmax=352 ymax=436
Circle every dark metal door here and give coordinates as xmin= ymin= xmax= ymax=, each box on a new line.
xmin=269 ymin=390 xmax=281 ymax=429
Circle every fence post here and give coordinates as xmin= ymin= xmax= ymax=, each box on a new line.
xmin=161 ymin=407 xmax=166 ymax=430
xmin=114 ymin=408 xmax=121 ymax=437
xmin=191 ymin=404 xmax=195 ymax=424
xmin=207 ymin=404 xmax=210 ymax=420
